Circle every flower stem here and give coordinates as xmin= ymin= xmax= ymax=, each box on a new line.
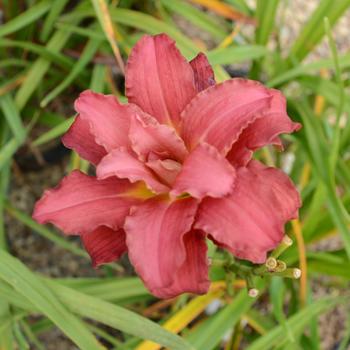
xmin=270 ymin=235 xmax=293 ymax=259
xmin=268 ymin=268 xmax=301 ymax=279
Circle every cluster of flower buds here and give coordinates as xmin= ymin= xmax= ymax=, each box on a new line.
xmin=211 ymin=235 xmax=301 ymax=298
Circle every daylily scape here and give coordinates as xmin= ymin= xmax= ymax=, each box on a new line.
xmin=33 ymin=33 xmax=301 ymax=298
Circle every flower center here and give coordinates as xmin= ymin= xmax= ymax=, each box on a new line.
xmin=146 ymin=159 xmax=182 ymax=187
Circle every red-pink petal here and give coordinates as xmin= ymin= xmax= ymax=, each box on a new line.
xmin=62 ymin=115 xmax=107 ymax=165
xmin=190 ymin=52 xmax=215 ymax=92
xmin=124 ymin=197 xmax=200 ymax=298
xmin=153 ymin=230 xmax=210 ymax=298
xmin=227 ymin=89 xmax=301 ymax=167
xmin=125 ymin=34 xmax=196 ymax=126
xmin=96 ymin=148 xmax=169 ymax=194
xmin=195 ymin=160 xmax=301 ymax=263
xmin=146 ymin=159 xmax=181 ymax=187
xmin=82 ymin=226 xmax=127 ymax=267
xmin=129 ymin=113 xmax=188 ymax=162
xmin=33 ymin=170 xmax=140 ymax=235
xmin=171 ymin=143 xmax=236 ymax=199
xmin=75 ymin=90 xmax=136 ymax=152
xmin=181 ymin=78 xmax=274 ymax=154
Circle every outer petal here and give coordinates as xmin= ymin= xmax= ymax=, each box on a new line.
xmin=227 ymin=89 xmax=301 ymax=167
xmin=153 ymin=230 xmax=210 ymax=298
xmin=33 ymin=170 xmax=140 ymax=235
xmin=129 ymin=113 xmax=188 ymax=162
xmin=171 ymin=143 xmax=236 ymax=199
xmin=75 ymin=90 xmax=137 ymax=152
xmin=125 ymin=34 xmax=196 ymax=126
xmin=181 ymin=78 xmax=275 ymax=154
xmin=82 ymin=226 xmax=127 ymax=267
xmin=96 ymin=148 xmax=169 ymax=194
xmin=124 ymin=197 xmax=200 ymax=298
xmin=190 ymin=52 xmax=215 ymax=92
xmin=62 ymin=115 xmax=107 ymax=165
xmin=195 ymin=160 xmax=301 ymax=263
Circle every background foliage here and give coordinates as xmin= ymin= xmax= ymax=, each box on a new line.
xmin=1 ymin=0 xmax=350 ymax=349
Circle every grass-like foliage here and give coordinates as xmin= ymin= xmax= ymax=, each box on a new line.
xmin=1 ymin=0 xmax=350 ymax=349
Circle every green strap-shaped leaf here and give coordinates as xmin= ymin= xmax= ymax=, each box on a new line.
xmin=161 ymin=0 xmax=227 ymax=40
xmin=40 ymin=37 xmax=102 ymax=107
xmin=267 ymin=53 xmax=350 ymax=87
xmin=186 ymin=280 xmax=265 ymax=350
xmin=14 ymin=1 xmax=91 ymax=110
xmin=110 ymin=7 xmax=195 ymax=58
xmin=32 ymin=117 xmax=74 ymax=146
xmin=0 ymin=94 xmax=26 ymax=170
xmin=255 ymin=0 xmax=279 ymax=45
xmin=40 ymin=0 xmax=70 ymax=42
xmin=0 ymin=299 xmax=13 ymax=350
xmin=246 ymin=296 xmax=348 ymax=350
xmin=56 ymin=276 xmax=148 ymax=303
xmin=109 ymin=7 xmax=229 ymax=81
xmin=0 ymin=0 xmax=51 ymax=37
xmin=289 ymin=0 xmax=350 ymax=61
xmin=48 ymin=281 xmax=194 ymax=350
xmin=225 ymin=0 xmax=252 ymax=15
xmin=0 ymin=94 xmax=25 ymax=143
xmin=15 ymin=29 xmax=75 ymax=110
xmin=0 ymin=39 xmax=73 ymax=69
xmin=60 ymin=6 xmax=230 ymax=81
xmin=0 ymin=250 xmax=104 ymax=350
xmin=0 ymin=258 xmax=194 ymax=350
xmin=207 ymin=45 xmax=268 ymax=65
xmin=4 ymin=203 xmax=87 ymax=258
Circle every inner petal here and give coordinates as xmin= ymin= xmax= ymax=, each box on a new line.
xmin=146 ymin=159 xmax=182 ymax=187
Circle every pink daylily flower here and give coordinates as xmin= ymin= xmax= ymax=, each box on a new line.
xmin=33 ymin=34 xmax=301 ymax=298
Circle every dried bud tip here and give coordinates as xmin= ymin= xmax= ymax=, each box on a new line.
xmin=248 ymin=288 xmax=259 ymax=298
xmin=275 ymin=260 xmax=287 ymax=272
xmin=293 ymin=268 xmax=301 ymax=279
xmin=265 ymin=257 xmax=277 ymax=270
xmin=283 ymin=235 xmax=293 ymax=246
